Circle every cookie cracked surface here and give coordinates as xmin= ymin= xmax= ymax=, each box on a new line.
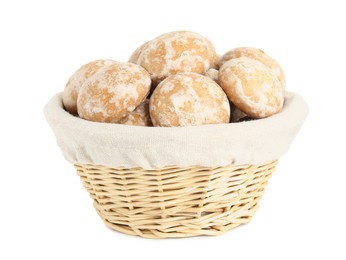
xmin=150 ymin=72 xmax=230 ymax=127
xmin=132 ymin=31 xmax=218 ymax=86
xmin=221 ymin=47 xmax=286 ymax=90
xmin=77 ymin=62 xmax=151 ymax=123
xmin=63 ymin=59 xmax=117 ymax=114
xmin=218 ymin=57 xmax=284 ymax=118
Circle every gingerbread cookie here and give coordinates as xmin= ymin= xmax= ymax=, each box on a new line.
xmin=231 ymin=103 xmax=253 ymax=123
xmin=134 ymin=31 xmax=218 ymax=85
xmin=77 ymin=62 xmax=151 ymax=123
xmin=218 ymin=57 xmax=284 ymax=118
xmin=119 ymin=100 xmax=152 ymax=126
xmin=221 ymin=47 xmax=286 ymax=89
xmin=205 ymin=68 xmax=219 ymax=82
xmin=150 ymin=72 xmax=230 ymax=126
xmin=62 ymin=59 xmax=116 ymax=114
xmin=128 ymin=41 xmax=149 ymax=64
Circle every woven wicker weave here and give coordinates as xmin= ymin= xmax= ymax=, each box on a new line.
xmin=75 ymin=160 xmax=277 ymax=238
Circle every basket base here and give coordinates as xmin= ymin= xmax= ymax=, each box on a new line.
xmin=95 ymin=201 xmax=256 ymax=238
xmin=75 ymin=161 xmax=277 ymax=238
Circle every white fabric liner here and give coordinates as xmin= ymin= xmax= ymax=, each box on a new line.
xmin=44 ymin=92 xmax=308 ymax=169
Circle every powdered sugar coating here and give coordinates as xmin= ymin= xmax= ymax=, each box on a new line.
xmin=231 ymin=103 xmax=251 ymax=123
xmin=128 ymin=41 xmax=149 ymax=64
xmin=212 ymin=54 xmax=221 ymax=69
xmin=77 ymin=62 xmax=151 ymax=123
xmin=218 ymin=57 xmax=284 ymax=118
xmin=119 ymin=100 xmax=152 ymax=126
xmin=205 ymin=68 xmax=219 ymax=82
xmin=62 ymin=59 xmax=117 ymax=114
xmin=221 ymin=47 xmax=286 ymax=89
xmin=136 ymin=31 xmax=218 ymax=86
xmin=150 ymin=72 xmax=230 ymax=127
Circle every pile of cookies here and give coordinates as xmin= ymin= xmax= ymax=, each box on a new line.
xmin=62 ymin=31 xmax=285 ymax=127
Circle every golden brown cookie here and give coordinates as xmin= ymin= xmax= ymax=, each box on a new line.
xmin=128 ymin=41 xmax=149 ymax=64
xmin=62 ymin=59 xmax=117 ymax=114
xmin=230 ymin=103 xmax=253 ymax=123
xmin=221 ymin=47 xmax=286 ymax=89
xmin=218 ymin=57 xmax=284 ymax=118
xmin=205 ymin=68 xmax=219 ymax=82
xmin=212 ymin=54 xmax=221 ymax=69
xmin=77 ymin=62 xmax=151 ymax=123
xmin=135 ymin=31 xmax=218 ymax=86
xmin=119 ymin=100 xmax=152 ymax=126
xmin=150 ymin=72 xmax=230 ymax=127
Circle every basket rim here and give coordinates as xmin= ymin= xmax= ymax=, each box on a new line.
xmin=44 ymin=91 xmax=308 ymax=169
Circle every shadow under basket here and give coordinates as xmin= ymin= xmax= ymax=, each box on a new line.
xmin=75 ymin=160 xmax=277 ymax=238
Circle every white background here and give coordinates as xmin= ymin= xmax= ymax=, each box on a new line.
xmin=1 ymin=0 xmax=345 ymax=259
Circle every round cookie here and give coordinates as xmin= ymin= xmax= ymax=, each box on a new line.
xmin=135 ymin=31 xmax=218 ymax=86
xmin=218 ymin=57 xmax=284 ymax=118
xmin=205 ymin=68 xmax=219 ymax=82
xmin=220 ymin=47 xmax=286 ymax=89
xmin=231 ymin=103 xmax=253 ymax=123
xmin=128 ymin=41 xmax=149 ymax=64
xmin=77 ymin=62 xmax=151 ymax=123
xmin=119 ymin=100 xmax=152 ymax=126
xmin=150 ymin=72 xmax=230 ymax=127
xmin=62 ymin=59 xmax=117 ymax=114
xmin=213 ymin=54 xmax=221 ymax=69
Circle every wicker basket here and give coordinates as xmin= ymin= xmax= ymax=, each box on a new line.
xmin=45 ymin=92 xmax=308 ymax=238
xmin=74 ymin=161 xmax=277 ymax=238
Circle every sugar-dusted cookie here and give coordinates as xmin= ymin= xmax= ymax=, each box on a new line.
xmin=221 ymin=47 xmax=286 ymax=89
xmin=119 ymin=100 xmax=152 ymax=126
xmin=213 ymin=54 xmax=221 ymax=69
xmin=205 ymin=68 xmax=219 ymax=82
xmin=77 ymin=62 xmax=151 ymax=123
xmin=128 ymin=41 xmax=149 ymax=64
xmin=135 ymin=31 xmax=218 ymax=85
xmin=150 ymin=72 xmax=230 ymax=126
xmin=230 ymin=103 xmax=253 ymax=123
xmin=62 ymin=59 xmax=117 ymax=114
xmin=218 ymin=57 xmax=284 ymax=118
